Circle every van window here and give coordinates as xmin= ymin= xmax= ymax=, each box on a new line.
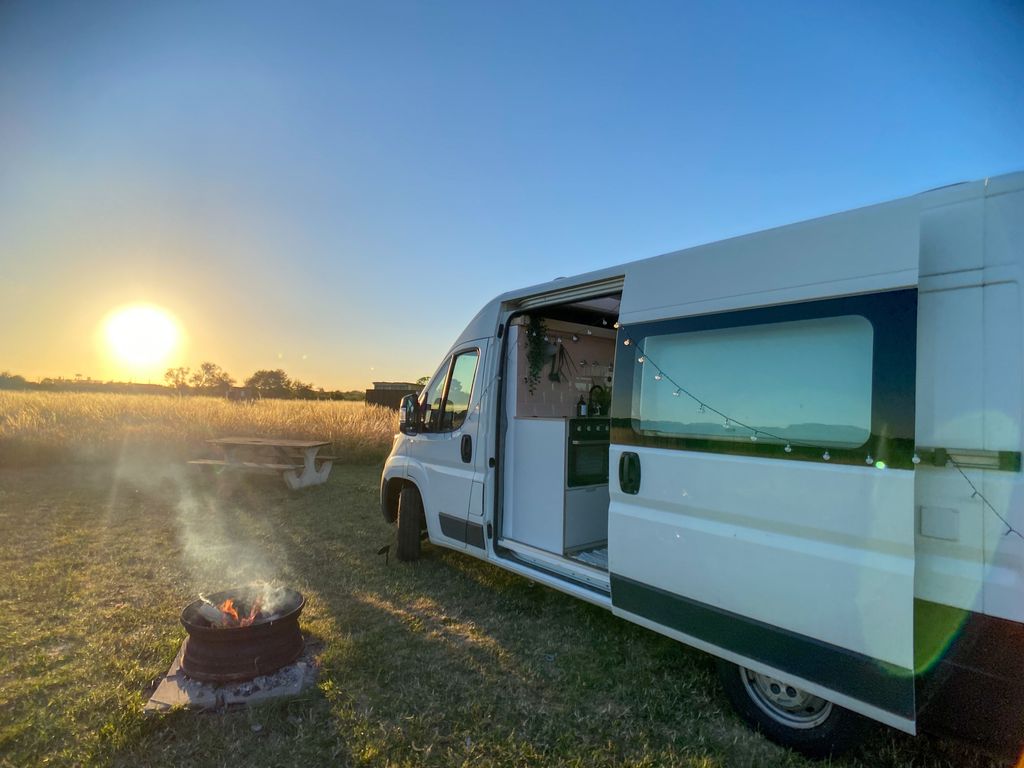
xmin=420 ymin=357 xmax=452 ymax=433
xmin=419 ymin=349 xmax=480 ymax=433
xmin=443 ymin=350 xmax=479 ymax=431
xmin=612 ymin=289 xmax=918 ymax=469
xmin=634 ymin=316 xmax=873 ymax=447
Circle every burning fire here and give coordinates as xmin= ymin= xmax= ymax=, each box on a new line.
xmin=217 ymin=597 xmax=262 ymax=628
xmin=196 ymin=595 xmax=264 ymax=628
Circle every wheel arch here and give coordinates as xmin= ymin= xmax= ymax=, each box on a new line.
xmin=380 ymin=475 xmax=409 ymax=524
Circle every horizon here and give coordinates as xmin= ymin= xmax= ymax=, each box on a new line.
xmin=2 ymin=1 xmax=1023 ymax=389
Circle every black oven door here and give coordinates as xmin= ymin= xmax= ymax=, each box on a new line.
xmin=567 ymin=419 xmax=610 ymax=487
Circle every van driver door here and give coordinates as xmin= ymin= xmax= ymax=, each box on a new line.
xmin=408 ymin=343 xmax=489 ymax=551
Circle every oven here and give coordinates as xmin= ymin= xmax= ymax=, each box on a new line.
xmin=567 ymin=418 xmax=610 ymax=488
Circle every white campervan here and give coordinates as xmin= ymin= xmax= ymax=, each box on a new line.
xmin=381 ymin=171 xmax=1024 ymax=757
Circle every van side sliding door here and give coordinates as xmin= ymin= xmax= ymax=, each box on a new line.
xmin=608 ymin=290 xmax=918 ymax=732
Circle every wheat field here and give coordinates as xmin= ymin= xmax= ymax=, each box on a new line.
xmin=0 ymin=391 xmax=397 ymax=465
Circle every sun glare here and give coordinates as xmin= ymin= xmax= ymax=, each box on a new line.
xmin=102 ymin=304 xmax=182 ymax=375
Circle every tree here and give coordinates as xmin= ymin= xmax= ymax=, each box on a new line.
xmin=245 ymin=369 xmax=292 ymax=398
xmin=291 ymin=379 xmax=315 ymax=399
xmin=164 ymin=367 xmax=191 ymax=392
xmin=0 ymin=371 xmax=27 ymax=390
xmin=189 ymin=362 xmax=235 ymax=392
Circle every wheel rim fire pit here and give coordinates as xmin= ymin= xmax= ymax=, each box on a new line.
xmin=180 ymin=586 xmax=305 ymax=683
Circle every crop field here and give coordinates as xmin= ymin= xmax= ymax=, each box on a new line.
xmin=0 ymin=391 xmax=396 ymax=466
xmin=0 ymin=391 xmax=1011 ymax=767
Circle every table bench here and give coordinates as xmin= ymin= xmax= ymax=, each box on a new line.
xmin=188 ymin=437 xmax=335 ymax=489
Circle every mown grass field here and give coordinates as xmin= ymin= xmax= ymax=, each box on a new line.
xmin=0 ymin=392 xmax=1013 ymax=767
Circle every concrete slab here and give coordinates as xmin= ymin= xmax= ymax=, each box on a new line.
xmin=144 ymin=638 xmax=317 ymax=713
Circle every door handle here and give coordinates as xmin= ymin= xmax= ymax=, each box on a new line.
xmin=619 ymin=452 xmax=641 ymax=494
xmin=461 ymin=434 xmax=472 ymax=464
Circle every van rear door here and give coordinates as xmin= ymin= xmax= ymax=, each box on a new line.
xmin=607 ymin=289 xmax=918 ymax=732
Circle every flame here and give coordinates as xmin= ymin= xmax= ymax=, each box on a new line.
xmin=216 ymin=596 xmax=262 ymax=628
xmin=219 ymin=598 xmax=240 ymax=626
xmin=243 ymin=597 xmax=262 ymax=627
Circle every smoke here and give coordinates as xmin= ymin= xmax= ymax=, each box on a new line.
xmin=173 ymin=476 xmax=290 ymax=588
xmin=100 ymin=440 xmax=291 ymax=590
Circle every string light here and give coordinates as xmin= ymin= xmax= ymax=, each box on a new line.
xmin=822 ymin=451 xmax=831 ymax=461
xmin=637 ymin=355 xmax=645 ymax=364
xmin=654 ymin=373 xmax=663 ymax=381
xmin=613 ymin=321 xmax=620 ymax=329
xmin=750 ymin=433 xmax=758 ymax=442
xmin=784 ymin=443 xmax=792 ymax=453
xmin=623 ymin=338 xmax=631 ymax=346
xmin=865 ymin=455 xmax=874 ymax=465
xmin=672 ymin=389 xmax=681 ymax=397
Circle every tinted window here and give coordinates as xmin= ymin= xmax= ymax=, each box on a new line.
xmin=611 ymin=289 xmax=918 ymax=469
xmin=633 ymin=316 xmax=873 ymax=447
xmin=420 ymin=358 xmax=451 ymax=433
xmin=442 ymin=351 xmax=479 ymax=431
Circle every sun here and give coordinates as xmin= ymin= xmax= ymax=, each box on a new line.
xmin=102 ymin=304 xmax=182 ymax=374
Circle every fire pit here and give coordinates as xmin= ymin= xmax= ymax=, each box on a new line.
xmin=180 ymin=585 xmax=305 ymax=683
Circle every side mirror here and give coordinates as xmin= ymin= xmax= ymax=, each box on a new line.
xmin=399 ymin=394 xmax=420 ymax=436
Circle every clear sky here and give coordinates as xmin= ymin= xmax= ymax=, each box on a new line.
xmin=1 ymin=1 xmax=1022 ymax=389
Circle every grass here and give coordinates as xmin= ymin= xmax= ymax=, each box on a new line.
xmin=0 ymin=391 xmax=396 ymax=466
xmin=0 ymin=457 xmax=1012 ymax=768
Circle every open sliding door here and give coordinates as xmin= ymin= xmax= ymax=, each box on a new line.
xmin=608 ymin=289 xmax=919 ymax=732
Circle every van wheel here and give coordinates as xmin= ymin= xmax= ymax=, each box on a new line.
xmin=716 ymin=659 xmax=866 ymax=759
xmin=396 ymin=486 xmax=424 ymax=562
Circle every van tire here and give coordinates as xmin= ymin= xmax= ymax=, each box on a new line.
xmin=716 ymin=659 xmax=866 ymax=759
xmin=396 ymin=486 xmax=424 ymax=562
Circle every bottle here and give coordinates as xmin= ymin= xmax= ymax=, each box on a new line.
xmin=576 ymin=395 xmax=587 ymax=417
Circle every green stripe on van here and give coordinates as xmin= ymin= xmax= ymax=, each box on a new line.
xmin=610 ymin=573 xmax=915 ymax=720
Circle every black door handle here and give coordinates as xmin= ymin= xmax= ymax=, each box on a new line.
xmin=461 ymin=434 xmax=472 ymax=463
xmin=619 ymin=452 xmax=641 ymax=494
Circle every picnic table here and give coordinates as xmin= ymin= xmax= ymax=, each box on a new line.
xmin=188 ymin=437 xmax=335 ymax=489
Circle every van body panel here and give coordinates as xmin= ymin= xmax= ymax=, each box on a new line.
xmin=384 ymin=171 xmax=1024 ymax=746
xmin=607 ymin=446 xmax=917 ymax=727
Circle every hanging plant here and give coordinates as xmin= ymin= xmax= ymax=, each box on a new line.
xmin=524 ymin=315 xmax=548 ymax=394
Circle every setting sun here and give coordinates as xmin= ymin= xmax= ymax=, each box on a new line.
xmin=101 ymin=304 xmax=182 ymax=376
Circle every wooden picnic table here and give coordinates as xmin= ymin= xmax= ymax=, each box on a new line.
xmin=189 ymin=437 xmax=335 ymax=489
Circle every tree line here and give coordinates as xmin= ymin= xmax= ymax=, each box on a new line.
xmin=164 ymin=363 xmax=362 ymax=400
xmin=0 ymin=367 xmax=364 ymax=401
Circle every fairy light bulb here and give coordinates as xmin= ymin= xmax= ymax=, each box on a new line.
xmin=750 ymin=433 xmax=758 ymax=442
xmin=623 ymin=338 xmax=631 ymax=346
xmin=723 ymin=418 xmax=732 ymax=430
xmin=865 ymin=455 xmax=874 ymax=465
xmin=654 ymin=373 xmax=662 ymax=381
xmin=784 ymin=443 xmax=792 ymax=453
xmin=672 ymin=389 xmax=680 ymax=397
xmin=912 ymin=453 xmax=921 ymax=465
xmin=613 ymin=321 xmax=620 ymax=329
xmin=822 ymin=451 xmax=831 ymax=461
xmin=637 ymin=355 xmax=645 ymax=364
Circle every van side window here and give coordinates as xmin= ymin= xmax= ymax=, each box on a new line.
xmin=442 ymin=350 xmax=479 ymax=431
xmin=635 ymin=315 xmax=873 ymax=447
xmin=613 ymin=289 xmax=918 ymax=468
xmin=420 ymin=358 xmax=452 ymax=433
xmin=419 ymin=349 xmax=480 ymax=433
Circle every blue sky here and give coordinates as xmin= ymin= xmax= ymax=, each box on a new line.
xmin=1 ymin=1 xmax=1021 ymax=387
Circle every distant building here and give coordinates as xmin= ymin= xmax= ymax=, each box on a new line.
xmin=365 ymin=381 xmax=421 ymax=409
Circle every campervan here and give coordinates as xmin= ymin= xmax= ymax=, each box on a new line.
xmin=380 ymin=171 xmax=1024 ymax=756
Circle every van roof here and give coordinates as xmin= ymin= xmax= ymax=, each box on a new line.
xmin=451 ymin=170 xmax=1024 ymax=348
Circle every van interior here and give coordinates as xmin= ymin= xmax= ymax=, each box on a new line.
xmin=497 ymin=292 xmax=622 ymax=590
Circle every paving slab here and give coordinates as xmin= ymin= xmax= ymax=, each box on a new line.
xmin=144 ymin=638 xmax=317 ymax=713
